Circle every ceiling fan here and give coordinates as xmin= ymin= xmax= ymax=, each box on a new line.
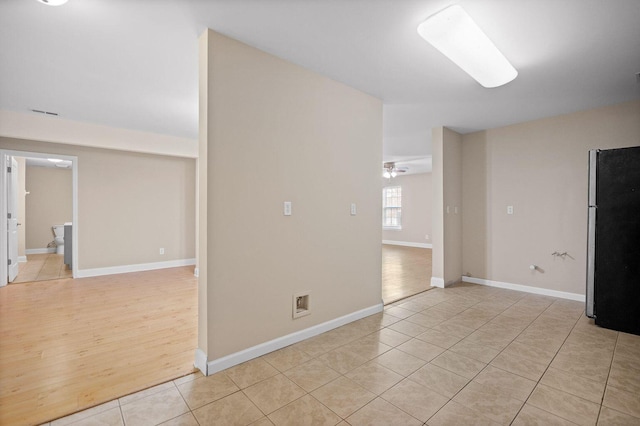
xmin=383 ymin=162 xmax=408 ymax=178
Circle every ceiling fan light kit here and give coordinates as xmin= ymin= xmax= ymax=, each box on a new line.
xmin=417 ymin=5 xmax=518 ymax=88
xmin=383 ymin=162 xmax=407 ymax=179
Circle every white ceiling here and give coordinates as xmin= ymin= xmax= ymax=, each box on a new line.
xmin=1 ymin=0 xmax=639 ymax=174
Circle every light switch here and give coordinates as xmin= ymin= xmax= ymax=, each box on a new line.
xmin=284 ymin=201 xmax=292 ymax=216
xmin=507 ymin=205 xmax=514 ymax=215
xmin=350 ymin=203 xmax=357 ymax=216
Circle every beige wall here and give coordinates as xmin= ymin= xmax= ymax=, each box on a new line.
xmin=462 ymin=100 xmax=640 ymax=295
xmin=0 ymin=137 xmax=196 ymax=270
xmin=443 ymin=128 xmax=463 ymax=285
xmin=0 ymin=109 xmax=197 ymax=158
xmin=382 ymin=173 xmax=432 ymax=245
xmin=431 ymin=128 xmax=444 ymax=284
xmin=197 ymin=29 xmax=209 ymax=354
xmin=25 ymin=166 xmax=72 ymax=250
xmin=200 ymin=29 xmax=382 ymax=360
xmin=431 ymin=127 xmax=463 ymax=286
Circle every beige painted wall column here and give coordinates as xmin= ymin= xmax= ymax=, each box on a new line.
xmin=431 ymin=128 xmax=445 ymax=287
xmin=431 ymin=127 xmax=463 ymax=287
xmin=195 ymin=30 xmax=210 ymax=369
xmin=443 ymin=128 xmax=463 ymax=284
xmin=197 ymin=29 xmax=382 ymax=374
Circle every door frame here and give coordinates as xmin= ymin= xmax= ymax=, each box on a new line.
xmin=7 ymin=156 xmax=18 ymax=282
xmin=1 ymin=149 xmax=78 ymax=286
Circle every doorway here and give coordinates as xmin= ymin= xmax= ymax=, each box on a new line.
xmin=1 ymin=150 xmax=78 ymax=286
xmin=382 ymin=244 xmax=432 ymax=304
xmin=381 ymin=171 xmax=434 ymax=304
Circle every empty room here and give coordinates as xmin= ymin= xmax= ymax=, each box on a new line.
xmin=1 ymin=1 xmax=639 ymax=425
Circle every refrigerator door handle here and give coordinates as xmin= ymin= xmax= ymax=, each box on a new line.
xmin=586 ymin=149 xmax=598 ymax=318
xmin=586 ymin=206 xmax=596 ymax=318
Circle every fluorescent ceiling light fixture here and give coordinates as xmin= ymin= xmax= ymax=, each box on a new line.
xmin=417 ymin=5 xmax=517 ymax=88
xmin=37 ymin=0 xmax=68 ymax=5
xmin=47 ymin=158 xmax=63 ymax=163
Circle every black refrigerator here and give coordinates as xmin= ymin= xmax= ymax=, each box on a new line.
xmin=586 ymin=146 xmax=640 ymax=335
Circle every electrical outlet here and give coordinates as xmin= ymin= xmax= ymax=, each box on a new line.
xmin=159 ymin=248 xmax=165 ymax=255
xmin=425 ymin=234 xmax=430 ymax=240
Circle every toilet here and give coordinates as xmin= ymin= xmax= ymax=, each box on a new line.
xmin=52 ymin=225 xmax=65 ymax=255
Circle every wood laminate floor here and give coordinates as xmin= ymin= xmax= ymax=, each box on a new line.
xmin=2 ymin=247 xmax=428 ymax=425
xmin=0 ymin=266 xmax=197 ymax=426
xmin=382 ymin=244 xmax=432 ymax=304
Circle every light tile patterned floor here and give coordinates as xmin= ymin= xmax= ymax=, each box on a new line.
xmin=13 ymin=253 xmax=72 ymax=283
xmin=42 ymin=282 xmax=640 ymax=426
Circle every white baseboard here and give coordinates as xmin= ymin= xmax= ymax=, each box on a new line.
xmin=25 ymin=248 xmax=56 ymax=255
xmin=18 ymin=256 xmax=27 ymax=263
xmin=431 ymin=277 xmax=445 ymax=288
xmin=383 ymin=240 xmax=432 ymax=249
xmin=200 ymin=302 xmax=384 ymax=376
xmin=462 ymin=276 xmax=585 ymax=302
xmin=194 ymin=348 xmax=208 ymax=375
xmin=76 ymin=258 xmax=196 ymax=278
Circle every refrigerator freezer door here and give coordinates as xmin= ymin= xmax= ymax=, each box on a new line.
xmin=593 ymin=146 xmax=640 ymax=335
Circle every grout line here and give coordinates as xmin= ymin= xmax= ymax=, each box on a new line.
xmin=596 ymin=331 xmax=619 ymax=424
xmin=118 ymin=403 xmax=125 ymax=426
xmin=502 ymin=303 xmax=581 ymax=423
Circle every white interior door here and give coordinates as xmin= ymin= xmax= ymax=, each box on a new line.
xmin=7 ymin=156 xmax=18 ymax=282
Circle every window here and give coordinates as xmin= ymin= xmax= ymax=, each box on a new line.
xmin=383 ymin=186 xmax=402 ymax=229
